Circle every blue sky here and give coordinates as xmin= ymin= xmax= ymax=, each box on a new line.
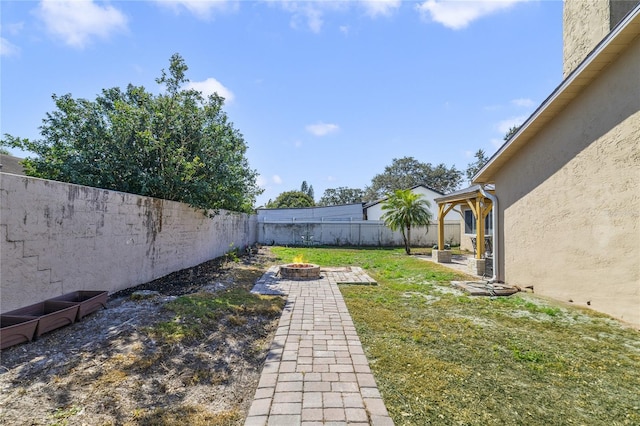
xmin=1 ymin=0 xmax=563 ymax=207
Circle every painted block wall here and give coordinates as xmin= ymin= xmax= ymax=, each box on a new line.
xmin=257 ymin=221 xmax=460 ymax=247
xmin=0 ymin=173 xmax=257 ymax=313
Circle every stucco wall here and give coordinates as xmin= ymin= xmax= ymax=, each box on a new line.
xmin=493 ymin=35 xmax=640 ymax=326
xmin=563 ymin=0 xmax=639 ymax=77
xmin=0 ymin=174 xmax=257 ymax=313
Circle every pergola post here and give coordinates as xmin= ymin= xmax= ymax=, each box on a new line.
xmin=433 ymin=203 xmax=452 ymax=263
xmin=437 ymin=204 xmax=445 ymax=250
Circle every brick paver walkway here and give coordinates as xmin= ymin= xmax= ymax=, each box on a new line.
xmin=245 ymin=266 xmax=394 ymax=426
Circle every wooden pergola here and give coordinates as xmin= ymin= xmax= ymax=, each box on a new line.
xmin=434 ymin=184 xmax=494 ymax=260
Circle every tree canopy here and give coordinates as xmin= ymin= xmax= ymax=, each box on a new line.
xmin=300 ymin=180 xmax=314 ymax=201
xmin=380 ymin=189 xmax=433 ymax=255
xmin=318 ymin=187 xmax=365 ymax=206
xmin=504 ymin=125 xmax=520 ymax=141
xmin=1 ymin=54 xmax=260 ymax=214
xmin=465 ymin=149 xmax=489 ymax=183
xmin=364 ymin=156 xmax=462 ymax=201
xmin=266 ymin=191 xmax=315 ymax=208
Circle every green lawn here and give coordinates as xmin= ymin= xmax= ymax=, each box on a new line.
xmin=271 ymin=247 xmax=640 ymax=426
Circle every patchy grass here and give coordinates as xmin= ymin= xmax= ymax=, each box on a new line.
xmin=130 ymin=405 xmax=243 ymax=426
xmin=272 ymin=247 xmax=640 ymax=425
xmin=150 ymin=288 xmax=284 ymax=343
xmin=49 ymin=405 xmax=82 ymax=426
xmin=0 ymin=251 xmax=285 ymax=426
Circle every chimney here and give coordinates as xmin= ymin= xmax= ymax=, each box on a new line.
xmin=562 ymin=0 xmax=639 ymax=77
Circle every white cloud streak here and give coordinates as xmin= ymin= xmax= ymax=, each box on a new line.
xmin=0 ymin=37 xmax=19 ymax=57
xmin=269 ymin=1 xmax=399 ymax=33
xmin=272 ymin=175 xmax=283 ymax=184
xmin=155 ymin=0 xmax=238 ymax=20
xmin=361 ymin=0 xmax=401 ymax=17
xmin=35 ymin=0 xmax=128 ymax=48
xmin=511 ymin=97 xmax=535 ymax=108
xmin=185 ymin=77 xmax=235 ymax=102
xmin=497 ymin=115 xmax=527 ymax=135
xmin=306 ymin=122 xmax=340 ymax=136
xmin=277 ymin=2 xmax=329 ymax=33
xmin=416 ymin=0 xmax=529 ymax=30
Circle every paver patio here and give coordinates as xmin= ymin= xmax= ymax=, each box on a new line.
xmin=246 ymin=266 xmax=394 ymax=426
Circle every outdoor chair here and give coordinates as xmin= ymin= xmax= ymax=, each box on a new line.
xmin=483 ymin=255 xmax=494 ymax=280
xmin=470 ymin=236 xmax=493 ymax=258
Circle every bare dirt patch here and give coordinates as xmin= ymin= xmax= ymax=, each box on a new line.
xmin=0 ymin=248 xmax=282 ymax=426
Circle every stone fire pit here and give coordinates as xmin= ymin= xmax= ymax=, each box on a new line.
xmin=279 ymin=263 xmax=321 ymax=280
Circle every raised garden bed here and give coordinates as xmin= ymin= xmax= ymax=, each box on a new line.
xmin=47 ymin=290 xmax=108 ymax=321
xmin=4 ymin=301 xmax=79 ymax=338
xmin=1 ymin=290 xmax=109 ymax=350
xmin=0 ymin=315 xmax=39 ymax=350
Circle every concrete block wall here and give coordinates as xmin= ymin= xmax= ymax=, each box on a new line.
xmin=0 ymin=173 xmax=257 ymax=313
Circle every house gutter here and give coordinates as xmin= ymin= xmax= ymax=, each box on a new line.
xmin=479 ymin=185 xmax=498 ymax=283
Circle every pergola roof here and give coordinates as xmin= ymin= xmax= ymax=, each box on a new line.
xmin=434 ymin=184 xmax=494 ymax=204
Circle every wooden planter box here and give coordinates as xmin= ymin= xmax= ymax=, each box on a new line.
xmin=0 ymin=315 xmax=39 ymax=350
xmin=47 ymin=291 xmax=108 ymax=321
xmin=4 ymin=301 xmax=79 ymax=337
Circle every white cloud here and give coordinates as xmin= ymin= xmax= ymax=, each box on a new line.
xmin=286 ymin=4 xmax=325 ymax=33
xmin=185 ymin=77 xmax=235 ymax=102
xmin=269 ymin=1 xmax=350 ymax=33
xmin=306 ymin=122 xmax=339 ymax=136
xmin=5 ymin=22 xmax=24 ymax=36
xmin=35 ymin=0 xmax=128 ymax=48
xmin=155 ymin=0 xmax=238 ymax=20
xmin=361 ymin=0 xmax=401 ymax=17
xmin=0 ymin=37 xmax=19 ymax=57
xmin=339 ymin=25 xmax=350 ymax=35
xmin=327 ymin=175 xmax=337 ymax=182
xmin=416 ymin=0 xmax=528 ymax=30
xmin=272 ymin=175 xmax=283 ymax=184
xmin=511 ymin=97 xmax=535 ymax=108
xmin=267 ymin=1 xmax=400 ymax=33
xmin=256 ymin=175 xmax=267 ymax=188
xmin=496 ymin=115 xmax=527 ymax=135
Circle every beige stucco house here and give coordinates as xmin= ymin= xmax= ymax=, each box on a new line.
xmin=465 ymin=1 xmax=639 ymax=327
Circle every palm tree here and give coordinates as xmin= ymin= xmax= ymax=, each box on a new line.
xmin=381 ymin=189 xmax=433 ymax=255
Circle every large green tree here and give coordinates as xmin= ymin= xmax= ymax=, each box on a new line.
xmin=266 ymin=191 xmax=315 ymax=208
xmin=364 ymin=156 xmax=461 ymax=201
xmin=318 ymin=187 xmax=365 ymax=206
xmin=1 ymin=54 xmax=260 ymax=214
xmin=380 ymin=189 xmax=433 ymax=255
